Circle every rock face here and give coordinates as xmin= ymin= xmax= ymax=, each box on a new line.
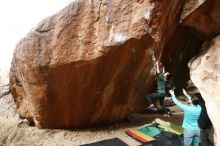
xmin=10 ymin=0 xmax=203 ymax=128
xmin=189 ymin=35 xmax=220 ymax=146
xmin=181 ymin=0 xmax=220 ymax=40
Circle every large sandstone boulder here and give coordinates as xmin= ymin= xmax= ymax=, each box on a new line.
xmin=189 ymin=35 xmax=220 ymax=146
xmin=10 ymin=0 xmax=202 ymax=128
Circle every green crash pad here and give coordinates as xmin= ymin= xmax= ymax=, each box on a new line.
xmin=138 ymin=125 xmax=163 ymax=137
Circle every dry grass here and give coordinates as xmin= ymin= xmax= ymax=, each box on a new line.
xmin=0 ymin=117 xmax=27 ymax=145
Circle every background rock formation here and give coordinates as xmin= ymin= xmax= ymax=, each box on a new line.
xmin=181 ymin=0 xmax=220 ymax=40
xmin=189 ymin=35 xmax=220 ymax=146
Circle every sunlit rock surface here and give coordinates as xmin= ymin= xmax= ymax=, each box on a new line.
xmin=189 ymin=35 xmax=220 ymax=146
xmin=10 ymin=0 xmax=203 ymax=128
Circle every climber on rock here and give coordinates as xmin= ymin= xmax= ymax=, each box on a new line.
xmin=146 ymin=60 xmax=171 ymax=117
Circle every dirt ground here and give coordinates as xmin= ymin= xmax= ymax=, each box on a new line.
xmin=0 ymin=92 xmax=185 ymax=146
